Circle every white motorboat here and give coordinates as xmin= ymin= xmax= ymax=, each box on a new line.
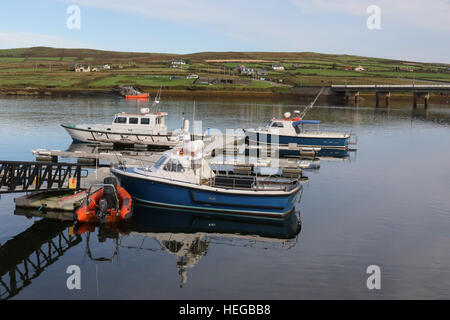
xmin=62 ymin=107 xmax=189 ymax=148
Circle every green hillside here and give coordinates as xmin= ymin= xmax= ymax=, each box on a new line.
xmin=0 ymin=47 xmax=449 ymax=91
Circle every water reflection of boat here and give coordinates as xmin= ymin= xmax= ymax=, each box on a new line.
xmin=130 ymin=204 xmax=301 ymax=238
xmin=6 ymin=204 xmax=301 ymax=291
xmin=77 ymin=204 xmax=301 ymax=287
xmin=128 ymin=205 xmax=301 ymax=287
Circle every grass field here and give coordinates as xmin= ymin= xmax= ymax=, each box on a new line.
xmin=89 ymin=75 xmax=195 ymax=87
xmin=0 ymin=47 xmax=449 ymax=92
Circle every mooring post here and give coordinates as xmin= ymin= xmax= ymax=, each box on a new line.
xmin=385 ymin=92 xmax=391 ymax=108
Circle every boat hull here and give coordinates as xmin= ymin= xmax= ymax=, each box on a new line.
xmin=111 ymin=168 xmax=301 ymax=220
xmin=62 ymin=124 xmax=177 ymax=147
xmin=246 ymin=131 xmax=350 ymax=149
xmin=125 ymin=94 xmax=149 ymax=99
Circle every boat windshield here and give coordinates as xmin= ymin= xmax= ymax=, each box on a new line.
xmin=151 ymin=155 xmax=168 ymax=171
xmin=270 ymin=121 xmax=284 ymax=128
xmin=163 ymin=159 xmax=185 ymax=173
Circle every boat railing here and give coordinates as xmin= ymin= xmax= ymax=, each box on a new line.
xmin=255 ymin=178 xmax=300 ymax=192
xmin=114 ymin=155 xmax=159 ymax=170
xmin=211 ymin=175 xmax=299 ymax=192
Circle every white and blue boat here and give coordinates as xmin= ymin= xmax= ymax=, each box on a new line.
xmin=111 ymin=141 xmax=302 ymax=220
xmin=245 ymin=111 xmax=355 ymax=152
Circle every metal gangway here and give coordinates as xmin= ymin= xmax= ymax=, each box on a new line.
xmin=0 ymin=161 xmax=85 ymax=194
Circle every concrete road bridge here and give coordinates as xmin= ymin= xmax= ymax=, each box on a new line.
xmin=331 ymin=85 xmax=450 ymax=108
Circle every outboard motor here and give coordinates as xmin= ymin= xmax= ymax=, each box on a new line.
xmin=98 ymin=198 xmax=109 ymax=220
xmin=102 ymin=177 xmax=119 ymax=211
xmin=96 ymin=177 xmax=119 ymax=223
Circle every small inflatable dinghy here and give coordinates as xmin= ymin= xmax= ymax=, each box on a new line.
xmin=75 ymin=177 xmax=133 ymax=223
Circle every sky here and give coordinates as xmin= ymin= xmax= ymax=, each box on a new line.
xmin=0 ymin=0 xmax=449 ymax=63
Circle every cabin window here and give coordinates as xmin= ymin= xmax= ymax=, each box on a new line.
xmin=129 ymin=117 xmax=139 ymax=124
xmin=271 ymin=122 xmax=284 ymax=128
xmin=114 ymin=117 xmax=127 ymax=124
xmin=163 ymin=159 xmax=184 ymax=173
xmin=156 ymin=117 xmax=161 ymax=125
xmin=152 ymin=155 xmax=168 ymax=171
xmin=141 ymin=118 xmax=150 ymax=125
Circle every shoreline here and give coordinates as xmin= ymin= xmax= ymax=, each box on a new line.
xmin=0 ymin=87 xmax=449 ymax=105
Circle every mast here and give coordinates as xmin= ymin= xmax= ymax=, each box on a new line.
xmin=299 ymin=87 xmax=325 ymax=119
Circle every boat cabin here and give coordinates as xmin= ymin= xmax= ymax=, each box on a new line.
xmin=112 ymin=112 xmax=168 ymax=134
xmin=267 ymin=119 xmax=322 ymax=135
xmin=136 ymin=141 xmax=214 ymax=185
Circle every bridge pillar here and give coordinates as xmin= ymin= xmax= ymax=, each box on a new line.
xmin=345 ymin=91 xmax=360 ymax=105
xmin=376 ymin=92 xmax=390 ymax=107
xmin=413 ymin=92 xmax=430 ymax=109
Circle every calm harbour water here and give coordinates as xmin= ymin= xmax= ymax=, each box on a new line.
xmin=0 ymin=97 xmax=450 ymax=299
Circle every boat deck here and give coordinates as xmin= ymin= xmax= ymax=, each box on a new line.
xmin=212 ymin=175 xmax=299 ymax=192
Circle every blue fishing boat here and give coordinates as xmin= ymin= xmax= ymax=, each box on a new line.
xmin=245 ymin=111 xmax=355 ymax=151
xmin=111 ymin=141 xmax=302 ymax=220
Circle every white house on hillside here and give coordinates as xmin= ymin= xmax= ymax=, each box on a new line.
xmin=171 ymin=59 xmax=186 ymax=66
xmin=75 ymin=65 xmax=90 ymax=72
xmin=272 ymin=64 xmax=285 ymax=71
xmin=354 ymin=65 xmax=365 ymax=72
xmin=236 ymin=65 xmax=255 ymax=75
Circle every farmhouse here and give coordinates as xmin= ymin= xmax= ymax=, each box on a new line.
xmin=75 ymin=65 xmax=90 ymax=72
xmin=236 ymin=65 xmax=255 ymax=75
xmin=171 ymin=59 xmax=186 ymax=66
xmin=354 ymin=65 xmax=365 ymax=72
xmin=257 ymin=69 xmax=268 ymax=76
xmin=272 ymin=64 xmax=285 ymax=71
xmin=102 ymin=64 xmax=111 ymax=70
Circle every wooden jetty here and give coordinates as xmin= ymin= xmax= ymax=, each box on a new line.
xmin=209 ymin=142 xmax=321 ymax=158
xmin=32 ymin=148 xmax=160 ymax=166
xmin=13 ymin=167 xmax=112 ymax=211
